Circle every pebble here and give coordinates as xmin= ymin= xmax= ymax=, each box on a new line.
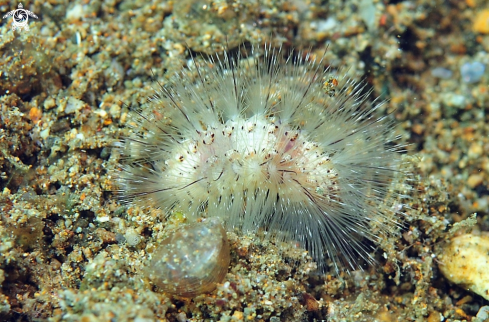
xmin=63 ymin=97 xmax=85 ymax=114
xmin=143 ymin=218 xmax=230 ymax=297
xmin=467 ymin=174 xmax=483 ymax=188
xmin=460 ymin=62 xmax=485 ymax=84
xmin=473 ymin=10 xmax=489 ymax=34
xmin=476 ymin=306 xmax=489 ymax=320
xmin=443 ymin=93 xmax=466 ymax=108
xmin=311 ymin=17 xmax=338 ymax=32
xmin=438 ymin=234 xmax=489 ymax=301
xmin=431 ymin=67 xmax=453 ymax=79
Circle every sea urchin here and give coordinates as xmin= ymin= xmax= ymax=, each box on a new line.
xmin=116 ymin=44 xmax=405 ymax=273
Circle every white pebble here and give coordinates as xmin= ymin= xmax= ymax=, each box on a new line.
xmin=438 ymin=234 xmax=489 ymax=301
xmin=476 ymin=306 xmax=489 ymax=320
xmin=124 ymin=229 xmax=141 ymax=246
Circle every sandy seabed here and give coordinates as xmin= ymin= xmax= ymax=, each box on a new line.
xmin=1 ymin=0 xmax=489 ymax=321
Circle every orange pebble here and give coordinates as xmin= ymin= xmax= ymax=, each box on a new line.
xmin=29 ymin=107 xmax=42 ymax=123
xmin=473 ymin=10 xmax=489 ymax=34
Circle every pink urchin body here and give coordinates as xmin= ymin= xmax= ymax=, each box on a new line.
xmin=117 ymin=45 xmax=404 ymax=272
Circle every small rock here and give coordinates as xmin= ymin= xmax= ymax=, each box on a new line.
xmin=473 ymin=10 xmax=489 ymax=34
xmin=311 ymin=17 xmax=337 ymax=32
xmin=438 ymin=234 xmax=489 ymax=301
xmin=443 ymin=93 xmax=466 ymax=108
xmin=62 ymin=97 xmax=85 ymax=114
xmin=95 ymin=228 xmax=117 ymax=244
xmin=467 ymin=174 xmax=483 ymax=188
xmin=301 ymin=293 xmax=319 ymax=312
xmin=460 ymin=62 xmax=485 ymax=84
xmin=468 ymin=142 xmax=483 ymax=158
xmin=431 ymin=67 xmax=453 ymax=79
xmin=476 ymin=306 xmax=489 ymax=320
